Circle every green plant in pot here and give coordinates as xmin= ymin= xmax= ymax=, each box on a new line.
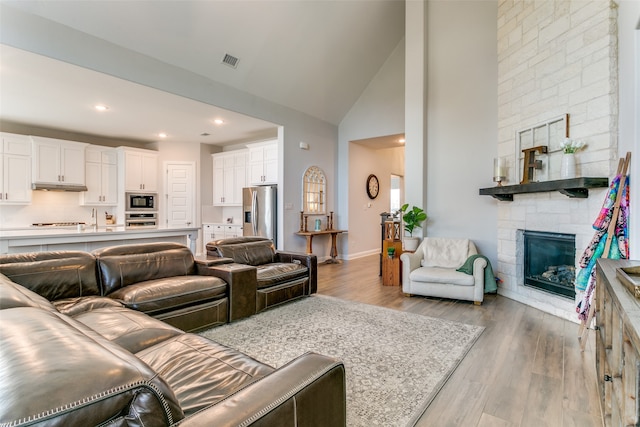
xmin=399 ymin=203 xmax=427 ymax=251
xmin=387 ymin=247 xmax=395 ymax=259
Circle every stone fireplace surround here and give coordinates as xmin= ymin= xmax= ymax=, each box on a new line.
xmin=495 ymin=0 xmax=618 ymax=323
xmin=496 ymin=187 xmax=609 ymax=323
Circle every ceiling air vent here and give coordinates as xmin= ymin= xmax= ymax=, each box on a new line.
xmin=221 ymin=53 xmax=239 ymax=69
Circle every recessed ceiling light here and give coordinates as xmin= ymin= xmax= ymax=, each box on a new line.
xmin=94 ymin=104 xmax=109 ymax=112
xmin=213 ymin=119 xmax=224 ymax=125
xmin=158 ymin=132 xmax=167 ymax=138
xmin=398 ymin=138 xmax=406 ymax=143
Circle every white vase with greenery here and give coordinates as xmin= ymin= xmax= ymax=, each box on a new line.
xmin=559 ymin=138 xmax=585 ymax=179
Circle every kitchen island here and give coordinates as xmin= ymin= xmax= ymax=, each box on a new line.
xmin=0 ymin=226 xmax=199 ymax=254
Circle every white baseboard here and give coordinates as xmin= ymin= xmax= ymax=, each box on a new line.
xmin=343 ymin=249 xmax=379 ymax=261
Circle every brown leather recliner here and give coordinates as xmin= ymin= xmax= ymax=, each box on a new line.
xmin=206 ymin=237 xmax=317 ymax=313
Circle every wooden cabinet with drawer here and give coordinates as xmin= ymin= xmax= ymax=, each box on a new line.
xmin=595 ymin=259 xmax=640 ymax=427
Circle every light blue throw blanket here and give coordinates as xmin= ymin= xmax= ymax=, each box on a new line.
xmin=456 ymin=255 xmax=497 ymax=293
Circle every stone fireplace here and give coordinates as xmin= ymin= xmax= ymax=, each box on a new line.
xmin=496 ymin=1 xmax=618 ymax=322
xmin=497 ymin=190 xmax=608 ymax=322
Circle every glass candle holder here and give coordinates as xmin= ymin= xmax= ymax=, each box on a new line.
xmin=493 ymin=157 xmax=507 ymax=186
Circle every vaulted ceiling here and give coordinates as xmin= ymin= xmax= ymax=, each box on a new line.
xmin=0 ymin=1 xmax=405 ymax=145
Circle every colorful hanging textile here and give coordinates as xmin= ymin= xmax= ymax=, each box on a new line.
xmin=576 ymin=174 xmax=629 ymax=321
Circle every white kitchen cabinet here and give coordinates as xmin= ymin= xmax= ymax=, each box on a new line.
xmin=202 ymin=223 xmax=243 ymax=250
xmin=117 ymin=147 xmax=158 ymax=192
xmin=203 ymin=224 xmax=224 ymax=242
xmin=212 ymin=150 xmax=247 ymax=206
xmin=31 ymin=136 xmax=87 ymax=187
xmin=82 ymin=146 xmax=118 ymax=206
xmin=0 ymin=133 xmax=31 ymax=204
xmin=224 ymin=225 xmax=243 ymax=238
xmin=247 ymin=141 xmax=277 ymax=185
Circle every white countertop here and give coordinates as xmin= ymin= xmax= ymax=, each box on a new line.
xmin=0 ymin=225 xmax=201 ymax=254
xmin=0 ymin=225 xmax=199 ymax=240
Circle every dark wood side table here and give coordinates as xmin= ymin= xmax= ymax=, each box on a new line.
xmin=295 ymin=229 xmax=347 ymax=264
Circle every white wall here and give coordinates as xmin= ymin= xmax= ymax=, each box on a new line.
xmin=618 ymin=1 xmax=640 ymax=259
xmin=338 ymin=39 xmax=406 ymax=257
xmin=347 ymin=144 xmax=404 ymax=258
xmin=425 ymin=1 xmax=499 ymax=262
xmin=404 ymin=1 xmax=428 ymax=227
xmin=281 ymin=123 xmax=337 ymax=253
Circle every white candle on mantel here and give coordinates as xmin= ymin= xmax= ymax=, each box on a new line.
xmin=493 ymin=158 xmax=506 ymax=181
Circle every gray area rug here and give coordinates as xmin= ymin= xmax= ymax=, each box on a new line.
xmin=200 ymin=295 xmax=484 ymax=426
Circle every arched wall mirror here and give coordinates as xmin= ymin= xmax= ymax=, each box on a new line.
xmin=302 ymin=166 xmax=326 ymax=214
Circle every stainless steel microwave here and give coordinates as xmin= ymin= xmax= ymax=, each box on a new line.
xmin=126 ymin=192 xmax=157 ymax=211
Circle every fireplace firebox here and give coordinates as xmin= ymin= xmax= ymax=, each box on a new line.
xmin=523 ymin=230 xmax=576 ymax=299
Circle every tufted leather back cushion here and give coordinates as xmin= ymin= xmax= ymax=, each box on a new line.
xmin=0 ymin=273 xmax=57 ymax=311
xmin=0 ymin=251 xmax=99 ymax=300
xmin=207 ymin=240 xmax=275 ymax=266
xmin=94 ymin=242 xmax=196 ymax=296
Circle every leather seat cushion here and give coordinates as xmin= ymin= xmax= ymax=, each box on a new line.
xmin=73 ymin=306 xmax=184 ymax=353
xmin=257 ymin=263 xmax=308 ymax=288
xmin=136 ymin=333 xmax=274 ymax=416
xmin=409 ymin=267 xmax=475 ymax=286
xmin=107 ymin=275 xmax=227 ymax=314
xmin=53 ymin=296 xmax=124 ymax=316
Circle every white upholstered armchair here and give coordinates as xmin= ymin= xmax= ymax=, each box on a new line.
xmin=400 ymin=237 xmax=488 ymax=305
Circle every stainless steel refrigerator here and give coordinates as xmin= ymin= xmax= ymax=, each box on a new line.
xmin=243 ymin=185 xmax=277 ymax=245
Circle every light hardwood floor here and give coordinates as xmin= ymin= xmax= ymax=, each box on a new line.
xmin=316 ymin=255 xmax=602 ymax=427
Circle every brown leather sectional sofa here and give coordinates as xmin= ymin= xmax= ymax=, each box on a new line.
xmin=0 ymin=242 xmax=345 ymax=426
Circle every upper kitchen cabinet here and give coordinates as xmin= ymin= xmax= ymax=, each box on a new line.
xmin=117 ymin=147 xmax=158 ymax=192
xmin=82 ymin=146 xmax=118 ymax=206
xmin=0 ymin=132 xmax=31 ymax=204
xmin=31 ymin=136 xmax=87 ymax=190
xmin=247 ymin=141 xmax=278 ymax=185
xmin=212 ymin=150 xmax=247 ymax=206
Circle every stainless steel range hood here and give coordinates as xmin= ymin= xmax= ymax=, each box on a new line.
xmin=32 ymin=183 xmax=88 ymax=192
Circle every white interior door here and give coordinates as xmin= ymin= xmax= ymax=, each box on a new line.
xmin=165 ymin=162 xmax=195 ymax=228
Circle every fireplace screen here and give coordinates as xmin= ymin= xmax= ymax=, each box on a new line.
xmin=523 ymin=230 xmax=576 ymax=299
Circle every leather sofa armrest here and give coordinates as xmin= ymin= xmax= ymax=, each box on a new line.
xmin=177 ymin=352 xmax=346 ymax=427
xmin=197 ymin=263 xmax=257 ymax=321
xmin=194 ymin=256 xmax=235 ymax=267
xmin=275 ymin=252 xmax=318 ymax=294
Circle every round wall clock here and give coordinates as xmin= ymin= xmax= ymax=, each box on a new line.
xmin=366 ymin=174 xmax=379 ymax=199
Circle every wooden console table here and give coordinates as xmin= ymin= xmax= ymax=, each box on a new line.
xmin=295 ymin=230 xmax=347 ymax=264
xmin=595 ymin=259 xmax=640 ymax=426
